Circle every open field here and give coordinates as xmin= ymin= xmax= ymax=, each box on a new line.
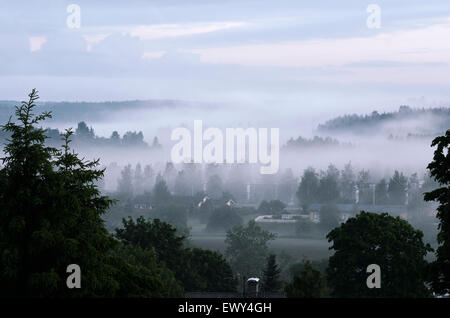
xmin=189 ymin=235 xmax=332 ymax=261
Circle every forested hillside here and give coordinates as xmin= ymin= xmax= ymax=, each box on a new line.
xmin=318 ymin=106 xmax=450 ymax=137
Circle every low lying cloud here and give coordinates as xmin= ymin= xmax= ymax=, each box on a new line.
xmin=128 ymin=21 xmax=247 ymax=40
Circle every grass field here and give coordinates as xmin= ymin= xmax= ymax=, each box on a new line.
xmin=189 ymin=235 xmax=332 ymax=261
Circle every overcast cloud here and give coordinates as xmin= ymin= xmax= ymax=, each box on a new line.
xmin=1 ymin=0 xmax=450 ymax=117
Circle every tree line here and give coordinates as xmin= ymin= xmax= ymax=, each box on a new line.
xmin=318 ymin=105 xmax=450 ymax=135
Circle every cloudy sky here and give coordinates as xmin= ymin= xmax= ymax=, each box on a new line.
xmin=1 ymin=0 xmax=450 ymax=118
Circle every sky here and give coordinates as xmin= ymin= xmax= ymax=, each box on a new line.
xmin=1 ymin=0 xmax=450 ymax=119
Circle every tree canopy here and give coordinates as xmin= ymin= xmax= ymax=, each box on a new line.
xmin=285 ymin=260 xmax=326 ymax=298
xmin=326 ymin=212 xmax=432 ymax=297
xmin=115 ymin=216 xmax=236 ymax=292
xmin=424 ymin=129 xmax=450 ymax=294
xmin=206 ymin=206 xmax=243 ymax=233
xmin=225 ymin=220 xmax=276 ymax=278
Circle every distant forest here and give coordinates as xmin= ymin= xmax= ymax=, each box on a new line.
xmin=282 ymin=136 xmax=352 ymax=150
xmin=0 ymin=120 xmax=162 ymax=149
xmin=0 ymin=121 xmax=348 ymax=151
xmin=318 ymin=106 xmax=450 ymax=136
xmin=0 ymin=99 xmax=187 ymax=123
xmin=0 ymin=101 xmax=448 ymax=150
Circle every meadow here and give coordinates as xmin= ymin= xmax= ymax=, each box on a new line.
xmin=189 ymin=235 xmax=332 ymax=261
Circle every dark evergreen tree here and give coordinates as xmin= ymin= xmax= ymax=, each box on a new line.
xmin=356 ymin=169 xmax=372 ymax=204
xmin=0 ymin=89 xmax=73 ymax=296
xmin=317 ymin=164 xmax=340 ymax=203
xmin=296 ymin=167 xmax=319 ymax=210
xmin=117 ymin=164 xmax=133 ymax=199
xmin=262 ymin=254 xmax=282 ymax=292
xmin=152 ymin=175 xmax=172 ymax=206
xmin=0 ymin=90 xmax=177 ymax=297
xmin=388 ymin=170 xmax=407 ymax=204
xmin=375 ymin=178 xmax=389 ymax=204
xmin=340 ymin=162 xmax=355 ymax=203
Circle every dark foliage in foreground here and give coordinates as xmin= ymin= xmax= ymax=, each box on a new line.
xmin=0 ymin=90 xmax=182 ymax=297
xmin=326 ymin=212 xmax=432 ymax=297
xmin=424 ymin=129 xmax=450 ymax=294
xmin=115 ymin=216 xmax=237 ymax=292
